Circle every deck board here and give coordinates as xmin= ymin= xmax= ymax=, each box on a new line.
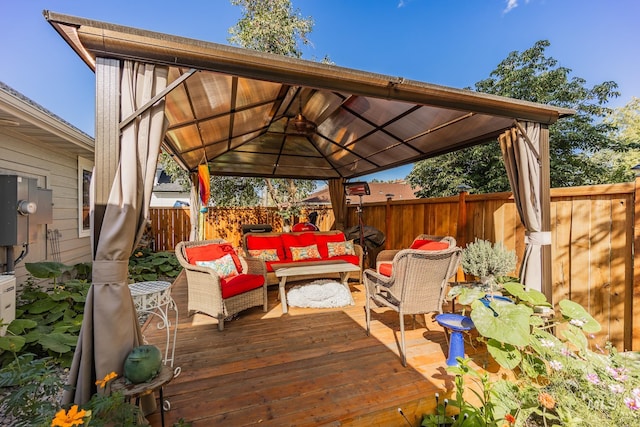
xmin=142 ymin=272 xmax=492 ymax=426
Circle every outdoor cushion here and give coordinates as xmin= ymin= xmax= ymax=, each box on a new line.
xmin=196 ymin=254 xmax=238 ymax=279
xmin=185 ymin=242 xmax=243 ymax=273
xmin=379 ymin=241 xmax=450 ymax=277
xmin=315 ymin=232 xmax=346 ymax=258
xmin=379 ymin=263 xmax=393 ymax=277
xmin=220 ymin=273 xmax=265 ymax=299
xmin=290 ymin=244 xmax=322 ymax=261
xmin=327 ymin=240 xmax=356 ymax=257
xmin=410 ymin=239 xmax=449 ymax=251
xmin=248 ymin=248 xmax=280 ymax=261
xmin=281 ymin=233 xmax=317 ymax=259
xmin=245 ymin=235 xmax=286 ymax=260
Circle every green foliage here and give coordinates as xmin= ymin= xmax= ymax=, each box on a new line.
xmin=422 ymin=358 xmax=501 ymax=426
xmin=440 ymin=281 xmax=640 ymax=426
xmin=0 ymin=354 xmax=68 ymax=427
xmin=409 ymin=40 xmax=625 ymax=197
xmin=228 ymin=0 xmax=313 ymax=58
xmin=0 ymin=272 xmax=89 ymax=369
xmin=461 ymin=239 xmax=517 ymax=283
xmin=129 ymin=247 xmax=182 ymax=283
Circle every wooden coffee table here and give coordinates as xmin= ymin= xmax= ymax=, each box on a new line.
xmin=274 ymin=261 xmax=361 ymax=314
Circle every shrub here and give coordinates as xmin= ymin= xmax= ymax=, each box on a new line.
xmin=461 ymin=239 xmax=517 ymax=281
xmin=128 ymin=248 xmax=182 ymax=283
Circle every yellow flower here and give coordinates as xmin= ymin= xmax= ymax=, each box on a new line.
xmin=538 ymin=392 xmax=556 ymax=409
xmin=95 ymin=371 xmax=118 ymax=388
xmin=51 ymin=404 xmax=87 ymax=427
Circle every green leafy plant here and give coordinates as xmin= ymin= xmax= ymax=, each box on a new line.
xmin=129 ymin=248 xmax=182 ymax=283
xmin=0 ymin=354 xmax=68 ymax=426
xmin=461 ymin=239 xmax=517 ymax=281
xmin=437 ymin=281 xmax=640 ymax=426
xmin=0 ymin=270 xmax=89 ymax=369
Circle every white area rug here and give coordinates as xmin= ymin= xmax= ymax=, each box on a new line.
xmin=286 ymin=279 xmax=354 ymax=308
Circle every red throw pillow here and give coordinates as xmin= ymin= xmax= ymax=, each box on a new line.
xmin=315 ymin=232 xmax=346 ymax=258
xmin=410 ymin=239 xmax=449 ymax=251
xmin=245 ymin=235 xmax=285 ymax=260
xmin=185 ymin=243 xmax=243 ymax=273
xmin=281 ymin=233 xmax=316 ymax=260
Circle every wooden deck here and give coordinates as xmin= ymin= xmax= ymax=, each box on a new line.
xmin=143 ymin=272 xmax=494 ymax=426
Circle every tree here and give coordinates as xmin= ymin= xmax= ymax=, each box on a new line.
xmin=408 ymin=40 xmax=623 ymax=197
xmin=228 ymin=0 xmax=313 ymax=57
xmin=228 ymin=0 xmax=318 ymax=213
xmin=594 ymin=97 xmax=640 ymax=183
xmin=160 ymin=0 xmax=319 ymax=208
xmin=158 ymin=153 xmax=264 ymax=207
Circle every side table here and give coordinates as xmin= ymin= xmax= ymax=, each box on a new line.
xmin=128 ymin=281 xmax=180 ymax=374
xmin=112 ymin=364 xmax=174 ymax=427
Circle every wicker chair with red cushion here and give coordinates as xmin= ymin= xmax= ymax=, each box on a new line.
xmin=364 ymin=244 xmax=462 ymax=366
xmin=376 ymin=234 xmax=456 ymax=277
xmin=175 ymin=239 xmax=267 ymax=331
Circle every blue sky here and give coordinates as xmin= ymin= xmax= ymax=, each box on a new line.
xmin=1 ymin=0 xmax=638 ymax=181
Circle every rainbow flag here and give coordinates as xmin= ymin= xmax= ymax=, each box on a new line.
xmin=198 ymin=164 xmax=210 ymax=206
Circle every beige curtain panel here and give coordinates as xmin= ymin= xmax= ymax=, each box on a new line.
xmin=64 ymin=61 xmax=169 ymax=404
xmin=329 ymin=177 xmax=347 ymax=231
xmin=499 ymin=121 xmax=549 ymax=292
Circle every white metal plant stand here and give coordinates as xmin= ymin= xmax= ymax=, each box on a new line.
xmin=128 ymin=280 xmax=180 ymax=378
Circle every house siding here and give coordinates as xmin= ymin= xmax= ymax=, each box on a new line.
xmin=0 ymin=128 xmax=92 ymax=287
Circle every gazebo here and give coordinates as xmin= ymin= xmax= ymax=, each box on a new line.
xmin=44 ymin=10 xmax=574 ymax=404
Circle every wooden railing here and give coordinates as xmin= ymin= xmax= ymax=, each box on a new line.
xmin=149 ymin=181 xmax=638 ymax=351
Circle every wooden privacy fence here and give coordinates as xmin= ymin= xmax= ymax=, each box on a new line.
xmin=149 ymin=181 xmax=638 ymax=351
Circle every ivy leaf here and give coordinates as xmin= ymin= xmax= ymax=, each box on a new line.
xmin=38 ymin=333 xmax=73 ymax=354
xmin=487 ymin=338 xmax=521 ymax=369
xmin=503 ymin=282 xmax=550 ymax=306
xmin=6 ymin=319 xmax=38 ymax=334
xmin=562 ymin=324 xmax=588 ymax=351
xmin=26 ymin=299 xmax=58 ymax=314
xmin=559 ymin=300 xmax=601 ymax=333
xmin=471 ymin=300 xmax=532 ymax=347
xmin=0 ymin=335 xmax=26 ymax=352
xmin=25 ymin=262 xmax=72 ymax=279
xmin=521 ymin=355 xmax=547 ymax=378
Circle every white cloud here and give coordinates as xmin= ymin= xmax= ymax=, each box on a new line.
xmin=398 ymin=0 xmax=406 ymax=7
xmin=504 ymin=0 xmax=519 ymax=13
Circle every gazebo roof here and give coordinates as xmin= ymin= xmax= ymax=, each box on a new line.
xmin=44 ymin=11 xmax=573 ymax=181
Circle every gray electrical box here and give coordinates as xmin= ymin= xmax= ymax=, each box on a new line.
xmin=0 ymin=175 xmax=53 ymax=246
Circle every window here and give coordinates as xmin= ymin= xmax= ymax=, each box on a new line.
xmin=78 ymin=157 xmax=93 ymax=238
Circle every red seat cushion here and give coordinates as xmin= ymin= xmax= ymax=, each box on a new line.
xmin=379 ymin=263 xmax=393 ymax=277
xmin=245 ymin=235 xmax=286 ymax=261
xmin=185 ymin=243 xmax=243 ymax=273
xmin=220 ymin=274 xmax=264 ymax=299
xmin=280 ymin=233 xmax=317 ymax=260
xmin=410 ymin=239 xmax=449 ymax=251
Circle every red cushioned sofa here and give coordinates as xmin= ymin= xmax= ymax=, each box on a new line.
xmin=242 ymin=230 xmax=364 ymax=285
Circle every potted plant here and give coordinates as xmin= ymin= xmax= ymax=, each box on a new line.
xmin=460 ymin=239 xmax=517 ymax=295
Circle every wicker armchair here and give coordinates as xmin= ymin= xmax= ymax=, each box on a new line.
xmin=364 ymin=245 xmax=462 ymax=366
xmin=375 ymin=234 xmax=456 ymax=274
xmin=175 ymin=239 xmax=268 ymax=331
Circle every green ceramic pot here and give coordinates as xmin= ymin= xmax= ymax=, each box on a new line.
xmin=124 ymin=345 xmax=162 ymax=384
